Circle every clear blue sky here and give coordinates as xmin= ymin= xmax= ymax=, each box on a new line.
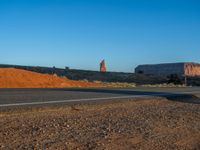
xmin=0 ymin=0 xmax=200 ymax=72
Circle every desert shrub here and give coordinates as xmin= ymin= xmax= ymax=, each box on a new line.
xmin=141 ymin=83 xmax=185 ymax=88
xmin=82 ymin=79 xmax=89 ymax=82
xmin=167 ymin=74 xmax=182 ymax=85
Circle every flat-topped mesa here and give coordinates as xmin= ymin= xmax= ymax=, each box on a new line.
xmin=135 ymin=62 xmax=200 ymax=77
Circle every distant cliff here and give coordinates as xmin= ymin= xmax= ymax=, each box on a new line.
xmin=135 ymin=62 xmax=200 ymax=77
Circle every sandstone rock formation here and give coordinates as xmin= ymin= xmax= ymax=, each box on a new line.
xmin=100 ymin=60 xmax=106 ymax=72
xmin=184 ymin=63 xmax=200 ymax=76
xmin=135 ymin=62 xmax=200 ymax=77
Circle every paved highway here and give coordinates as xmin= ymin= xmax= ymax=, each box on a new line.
xmin=0 ymin=87 xmax=200 ymax=107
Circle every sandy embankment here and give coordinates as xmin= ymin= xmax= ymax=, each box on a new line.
xmin=0 ymin=68 xmax=102 ymax=88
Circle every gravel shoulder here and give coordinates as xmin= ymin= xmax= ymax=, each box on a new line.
xmin=1 ymin=97 xmax=200 ymax=150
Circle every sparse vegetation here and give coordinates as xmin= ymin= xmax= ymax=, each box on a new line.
xmin=92 ymin=80 xmax=186 ymax=88
xmin=140 ymin=83 xmax=186 ymax=88
xmin=93 ymin=81 xmax=136 ymax=88
xmin=167 ymin=74 xmax=183 ymax=85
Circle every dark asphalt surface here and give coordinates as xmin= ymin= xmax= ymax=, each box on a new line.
xmin=0 ymin=87 xmax=200 ymax=107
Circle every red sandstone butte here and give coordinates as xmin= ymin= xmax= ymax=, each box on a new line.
xmin=100 ymin=60 xmax=106 ymax=72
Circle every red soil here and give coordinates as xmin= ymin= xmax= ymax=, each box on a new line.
xmin=0 ymin=68 xmax=102 ymax=88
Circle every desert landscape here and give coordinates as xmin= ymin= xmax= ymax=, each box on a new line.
xmin=0 ymin=67 xmax=200 ymax=150
xmin=1 ymin=0 xmax=200 ymax=149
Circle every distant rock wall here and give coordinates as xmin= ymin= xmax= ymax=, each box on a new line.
xmin=135 ymin=63 xmax=185 ymax=76
xmin=184 ymin=63 xmax=200 ymax=76
xmin=135 ymin=62 xmax=200 ymax=77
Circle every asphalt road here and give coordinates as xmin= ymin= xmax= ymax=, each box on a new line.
xmin=0 ymin=87 xmax=200 ymax=107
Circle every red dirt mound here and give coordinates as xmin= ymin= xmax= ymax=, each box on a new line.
xmin=0 ymin=68 xmax=102 ymax=88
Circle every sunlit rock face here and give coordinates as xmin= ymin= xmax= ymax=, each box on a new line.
xmin=135 ymin=62 xmax=200 ymax=77
xmin=184 ymin=63 xmax=200 ymax=76
xmin=100 ymin=60 xmax=106 ymax=72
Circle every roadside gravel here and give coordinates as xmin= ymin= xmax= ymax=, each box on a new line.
xmin=1 ymin=97 xmax=200 ymax=150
